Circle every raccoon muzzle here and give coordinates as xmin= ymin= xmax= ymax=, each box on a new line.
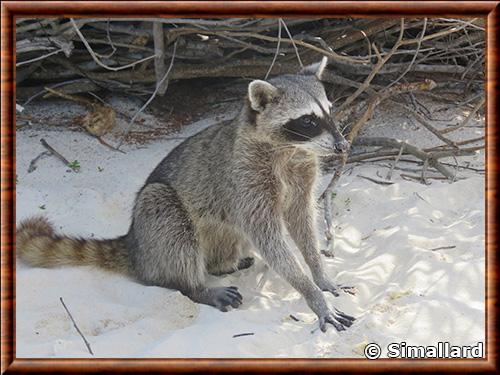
xmin=16 ymin=216 xmax=130 ymax=274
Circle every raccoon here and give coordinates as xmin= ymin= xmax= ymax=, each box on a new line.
xmin=17 ymin=58 xmax=355 ymax=332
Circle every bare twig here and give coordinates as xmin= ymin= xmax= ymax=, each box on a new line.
xmin=280 ymin=18 xmax=303 ymax=68
xmin=429 ymin=245 xmax=457 ymax=251
xmin=153 ymin=22 xmax=168 ymax=95
xmin=322 ymin=181 xmax=337 ymax=255
xmin=289 ymin=314 xmax=301 ymax=322
xmin=440 ymin=96 xmax=485 ymax=134
xmin=357 ymin=174 xmax=395 ymax=185
xmin=117 ymin=40 xmax=178 ymax=149
xmin=16 ymin=48 xmax=65 ymax=67
xmin=345 ymin=80 xmax=437 ymax=143
xmin=388 ymin=18 xmax=427 ymax=87
xmin=40 ymin=138 xmax=79 ymax=172
xmin=400 ymin=174 xmax=452 ymax=182
xmin=394 ymin=101 xmax=457 ymax=147
xmin=27 ymin=151 xmax=52 ymax=173
xmin=386 ymin=145 xmax=404 ymax=180
xmin=23 ymin=79 xmax=96 ymax=106
xmin=94 ymin=19 xmax=117 ymax=59
xmin=265 ymin=19 xmax=282 ymax=80
xmin=354 ymin=137 xmax=456 ymax=180
xmin=170 ymin=28 xmax=370 ymax=64
xmin=421 ymin=158 xmax=430 ymax=184
xmin=400 ymin=23 xmax=471 ymax=46
xmin=70 ymin=18 xmax=156 ymax=72
xmin=59 ymin=297 xmax=94 ymax=356
xmin=96 ymin=136 xmax=126 ymax=154
xmin=44 ymin=86 xmax=94 ymax=106
xmin=319 ymin=79 xmax=438 ymax=256
xmin=337 ymin=18 xmax=405 ymax=114
xmin=232 ymin=332 xmax=255 ymax=338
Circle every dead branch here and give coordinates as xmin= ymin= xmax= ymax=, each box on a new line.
xmin=319 ymin=78 xmax=438 ymax=256
xmin=43 ymin=86 xmax=94 ymax=106
xmin=17 ymin=17 xmax=484 ymax=92
xmin=440 ymin=96 xmax=485 ymax=134
xmin=337 ymin=18 xmax=405 ymax=114
xmin=388 ymin=18 xmax=427 ymax=87
xmin=357 ymin=174 xmax=395 ymax=185
xmin=27 ymin=151 xmax=52 ymax=173
xmin=321 ymin=79 xmax=438 ymax=201
xmin=40 ymin=138 xmax=79 ymax=172
xmin=169 ymin=28 xmax=370 ymax=64
xmin=386 ymin=145 xmax=404 ymax=181
xmin=153 ymin=22 xmax=168 ymax=95
xmin=391 ymin=101 xmax=457 ymax=147
xmin=281 ymin=18 xmax=303 ymax=68
xmin=265 ymin=19 xmax=282 ymax=80
xmin=70 ymin=18 xmax=156 ymax=72
xmin=117 ymin=40 xmax=178 ymax=149
xmin=59 ymin=297 xmax=94 ymax=356
xmin=353 ymin=136 xmax=481 ymax=179
xmin=16 ymin=36 xmax=73 ymax=55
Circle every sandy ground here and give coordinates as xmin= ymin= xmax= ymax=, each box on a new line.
xmin=15 ymin=94 xmax=485 ymax=358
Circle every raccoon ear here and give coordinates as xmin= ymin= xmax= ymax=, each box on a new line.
xmin=300 ymin=56 xmax=328 ymax=80
xmin=248 ymin=80 xmax=280 ymax=112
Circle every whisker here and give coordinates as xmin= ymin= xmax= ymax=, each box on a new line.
xmin=269 ymin=144 xmax=296 ymax=152
xmin=282 ymin=128 xmax=331 ymax=151
xmin=282 ymin=127 xmax=315 ymax=140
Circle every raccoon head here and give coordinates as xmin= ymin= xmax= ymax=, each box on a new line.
xmin=247 ymin=57 xmax=349 ymax=156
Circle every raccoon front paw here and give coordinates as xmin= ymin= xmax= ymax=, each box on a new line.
xmin=318 ymin=308 xmax=356 ymax=332
xmin=214 ymin=286 xmax=243 ymax=312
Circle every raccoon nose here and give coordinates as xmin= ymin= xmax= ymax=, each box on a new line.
xmin=334 ymin=140 xmax=350 ymax=153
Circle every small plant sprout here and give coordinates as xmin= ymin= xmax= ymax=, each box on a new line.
xmin=97 ymin=166 xmax=104 ymax=172
xmin=39 ymin=204 xmax=46 ymax=210
xmin=67 ymin=160 xmax=81 ymax=172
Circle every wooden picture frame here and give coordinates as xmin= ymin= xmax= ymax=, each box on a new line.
xmin=1 ymin=1 xmax=497 ymax=372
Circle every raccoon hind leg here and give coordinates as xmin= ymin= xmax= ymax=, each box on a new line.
xmin=236 ymin=257 xmax=254 ymax=271
xmin=131 ymin=183 xmax=243 ymax=311
xmin=199 ymin=222 xmax=254 ymax=276
xmin=208 ymin=257 xmax=255 ymax=276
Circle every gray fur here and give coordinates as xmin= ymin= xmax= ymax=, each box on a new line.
xmin=17 ymin=62 xmax=355 ymax=331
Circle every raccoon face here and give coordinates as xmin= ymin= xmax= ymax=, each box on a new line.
xmin=248 ymin=58 xmax=349 ymax=156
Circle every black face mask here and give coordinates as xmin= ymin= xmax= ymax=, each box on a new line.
xmin=281 ymin=97 xmax=349 ymax=154
xmin=282 ymin=114 xmax=327 ymax=142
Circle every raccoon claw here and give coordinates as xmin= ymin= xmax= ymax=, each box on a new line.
xmin=334 ymin=309 xmax=356 ymax=327
xmin=338 ymin=285 xmax=357 ymax=296
xmin=215 ymin=286 xmax=243 ymax=311
xmin=318 ymin=309 xmax=356 ymax=332
xmin=237 ymin=257 xmax=254 ymax=271
xmin=320 ymin=315 xmax=344 ymax=332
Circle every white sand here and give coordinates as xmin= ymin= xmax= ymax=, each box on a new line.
xmin=16 ymin=98 xmax=485 ymax=358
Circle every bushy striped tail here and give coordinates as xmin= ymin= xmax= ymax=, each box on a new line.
xmin=16 ymin=216 xmax=130 ymax=274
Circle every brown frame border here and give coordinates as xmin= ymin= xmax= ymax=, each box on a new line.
xmin=1 ymin=1 xmax=498 ymax=373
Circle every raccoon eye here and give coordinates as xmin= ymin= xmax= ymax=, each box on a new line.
xmin=301 ymin=116 xmax=317 ymax=128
